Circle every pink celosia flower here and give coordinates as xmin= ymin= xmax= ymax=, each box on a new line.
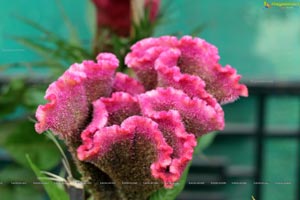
xmin=35 ymin=51 xmax=200 ymax=198
xmin=125 ymin=35 xmax=248 ymax=104
xmin=138 ymin=87 xmax=224 ymax=136
xmin=112 ymin=72 xmax=145 ymax=95
xmin=77 ymin=90 xmax=197 ymax=189
xmin=77 ymin=116 xmax=175 ymax=197
xmin=125 ymin=36 xmax=178 ymax=90
xmin=148 ymin=110 xmax=196 ymax=186
xmin=155 ymin=49 xmax=218 ymax=106
xmin=35 ymin=35 xmax=247 ymax=199
xmin=92 ymin=0 xmax=160 ymax=36
xmin=35 ymin=53 xmax=118 ymax=138
xmin=100 ymin=92 xmax=141 ymax=126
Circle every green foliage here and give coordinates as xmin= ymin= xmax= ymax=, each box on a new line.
xmin=27 ymin=155 xmax=70 ymax=200
xmin=0 ymin=163 xmax=45 ymax=200
xmin=3 ymin=121 xmax=61 ymax=170
xmin=194 ymin=132 xmax=217 ymax=154
xmin=9 ymin=15 xmax=93 ymax=78
xmin=0 ymin=184 xmax=45 ymax=200
xmin=132 ymin=8 xmax=156 ymax=43
xmin=23 ymin=87 xmax=47 ymax=112
xmin=0 ymin=78 xmax=49 ymax=145
xmin=86 ymin=0 xmax=96 ymax=39
xmin=54 ymin=0 xmax=81 ymax=46
xmin=0 ymin=78 xmax=49 ymax=117
xmin=0 ymin=2 xmax=92 ymax=199
xmin=0 ymin=163 xmax=36 ymax=182
xmin=0 ymin=1 xmax=211 ymax=200
xmin=0 ymin=79 xmax=26 ymax=118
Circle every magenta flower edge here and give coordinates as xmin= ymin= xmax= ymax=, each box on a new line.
xmin=34 ymin=36 xmax=248 ymax=200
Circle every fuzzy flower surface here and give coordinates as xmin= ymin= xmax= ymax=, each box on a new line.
xmin=125 ymin=35 xmax=248 ymax=104
xmin=35 ymin=36 xmax=247 ymax=200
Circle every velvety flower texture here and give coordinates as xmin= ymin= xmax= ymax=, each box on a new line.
xmin=35 ymin=36 xmax=247 ymax=200
xmin=92 ymin=0 xmax=160 ymax=36
xmin=125 ymin=35 xmax=248 ymax=104
xmin=35 ymin=53 xmax=118 ymax=138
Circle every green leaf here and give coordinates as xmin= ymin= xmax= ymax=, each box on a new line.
xmin=26 ymin=155 xmax=70 ymax=200
xmin=12 ymin=37 xmax=53 ymax=59
xmin=0 ymin=186 xmax=15 ymax=200
xmin=4 ymin=121 xmax=61 ymax=170
xmin=86 ymin=0 xmax=96 ymax=39
xmin=149 ymin=162 xmax=191 ymax=200
xmin=0 ymin=163 xmax=36 ymax=183
xmin=0 ymin=60 xmax=65 ymax=71
xmin=190 ymin=23 xmax=207 ymax=37
xmin=0 ymin=121 xmax=17 ymax=145
xmin=0 ymin=79 xmax=26 ymax=117
xmin=195 ymin=132 xmax=217 ymax=153
xmin=23 ymin=87 xmax=47 ymax=111
xmin=55 ymin=0 xmax=80 ymax=46
xmin=13 ymin=16 xmax=93 ymax=63
xmin=14 ymin=15 xmax=53 ymax=35
xmin=0 ymin=184 xmax=45 ymax=200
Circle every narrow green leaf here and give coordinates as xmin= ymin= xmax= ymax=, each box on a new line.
xmin=26 ymin=155 xmax=70 ymax=200
xmin=0 ymin=184 xmax=45 ymax=200
xmin=0 ymin=79 xmax=26 ymax=117
xmin=0 ymin=163 xmax=36 ymax=183
xmin=12 ymin=37 xmax=53 ymax=59
xmin=86 ymin=0 xmax=96 ymax=38
xmin=23 ymin=87 xmax=47 ymax=110
xmin=55 ymin=0 xmax=80 ymax=46
xmin=13 ymin=16 xmax=92 ymax=62
xmin=13 ymin=35 xmax=92 ymax=63
xmin=14 ymin=15 xmax=52 ymax=35
xmin=0 ymin=60 xmax=65 ymax=70
xmin=195 ymin=132 xmax=217 ymax=154
xmin=4 ymin=121 xmax=61 ymax=170
xmin=190 ymin=23 xmax=208 ymax=37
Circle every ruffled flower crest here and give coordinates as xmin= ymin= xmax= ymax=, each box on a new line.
xmin=35 ymin=36 xmax=248 ymax=200
xmin=125 ymin=36 xmax=248 ymax=104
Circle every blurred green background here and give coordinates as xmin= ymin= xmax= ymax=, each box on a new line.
xmin=0 ymin=0 xmax=299 ymax=200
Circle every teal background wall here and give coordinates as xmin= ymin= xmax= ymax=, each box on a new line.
xmin=155 ymin=0 xmax=300 ymax=81
xmin=0 ymin=0 xmax=92 ymax=75
xmin=0 ymin=0 xmax=299 ymax=200
xmin=1 ymin=0 xmax=300 ymax=79
xmin=155 ymin=3 xmax=299 ymax=199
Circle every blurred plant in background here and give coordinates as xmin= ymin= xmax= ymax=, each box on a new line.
xmin=92 ymin=0 xmax=161 ymax=70
xmin=0 ymin=0 xmax=247 ymax=199
xmin=0 ymin=1 xmax=164 ymax=199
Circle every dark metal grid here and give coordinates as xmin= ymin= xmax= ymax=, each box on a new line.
xmin=181 ymin=81 xmax=300 ymax=200
xmin=238 ymin=81 xmax=300 ymax=200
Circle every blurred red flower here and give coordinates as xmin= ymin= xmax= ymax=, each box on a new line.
xmin=92 ymin=0 xmax=160 ymax=36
